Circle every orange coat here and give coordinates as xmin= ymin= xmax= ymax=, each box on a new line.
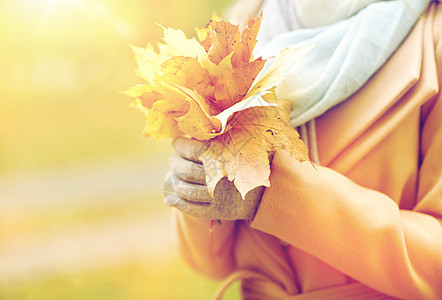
xmin=173 ymin=2 xmax=442 ymax=299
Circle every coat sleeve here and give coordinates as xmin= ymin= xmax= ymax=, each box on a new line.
xmin=250 ymin=95 xmax=442 ymax=299
xmin=172 ymin=210 xmax=237 ymax=280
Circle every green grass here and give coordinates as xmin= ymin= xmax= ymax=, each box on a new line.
xmin=0 ymin=257 xmax=241 ymax=300
xmin=0 ymin=188 xmax=242 ymax=300
xmin=0 ymin=191 xmax=165 ymax=240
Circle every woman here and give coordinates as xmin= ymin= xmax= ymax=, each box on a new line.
xmin=163 ymin=0 xmax=442 ymax=298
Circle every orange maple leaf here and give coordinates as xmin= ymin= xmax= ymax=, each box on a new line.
xmin=213 ymin=58 xmax=266 ymax=113
xmin=159 ymin=56 xmax=214 ymax=100
xmin=198 ymin=13 xmax=262 ymax=67
xmin=231 ymin=14 xmax=262 ymax=67
xmin=207 ymin=20 xmax=241 ymax=65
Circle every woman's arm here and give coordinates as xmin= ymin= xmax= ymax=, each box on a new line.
xmin=250 ymin=5 xmax=442 ymax=298
xmin=250 ymin=95 xmax=442 ymax=299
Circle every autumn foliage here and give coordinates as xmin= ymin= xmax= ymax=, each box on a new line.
xmin=125 ymin=14 xmax=310 ymax=199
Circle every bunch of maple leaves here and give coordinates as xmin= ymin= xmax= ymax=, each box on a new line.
xmin=125 ymin=14 xmax=310 ymax=200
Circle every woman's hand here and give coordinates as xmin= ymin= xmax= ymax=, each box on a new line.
xmin=163 ymin=137 xmax=264 ymax=220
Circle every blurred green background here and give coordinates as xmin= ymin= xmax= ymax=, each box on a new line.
xmin=0 ymin=0 xmax=239 ymax=299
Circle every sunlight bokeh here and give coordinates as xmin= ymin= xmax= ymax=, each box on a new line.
xmin=0 ymin=0 xmax=234 ymax=171
xmin=0 ymin=0 xmax=237 ymax=298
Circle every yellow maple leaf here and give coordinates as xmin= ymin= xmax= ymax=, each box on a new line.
xmin=126 ymin=14 xmax=313 ymax=200
xmin=130 ymin=44 xmax=165 ymax=83
xmin=126 ymin=15 xmax=276 ymax=141
xmin=172 ymin=85 xmax=222 ymax=140
xmin=144 ymin=99 xmax=186 ymax=140
xmin=159 ymin=56 xmax=214 ymax=100
xmin=200 ymin=104 xmax=309 ymax=199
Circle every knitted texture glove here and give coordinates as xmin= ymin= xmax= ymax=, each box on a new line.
xmin=163 ymin=137 xmax=264 ymax=220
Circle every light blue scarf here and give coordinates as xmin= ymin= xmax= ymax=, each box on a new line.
xmin=256 ymin=0 xmax=430 ymax=127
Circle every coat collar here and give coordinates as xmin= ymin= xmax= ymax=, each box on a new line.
xmin=315 ymin=3 xmax=439 ymax=171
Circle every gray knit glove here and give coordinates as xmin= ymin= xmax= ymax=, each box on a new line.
xmin=163 ymin=137 xmax=264 ymax=220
